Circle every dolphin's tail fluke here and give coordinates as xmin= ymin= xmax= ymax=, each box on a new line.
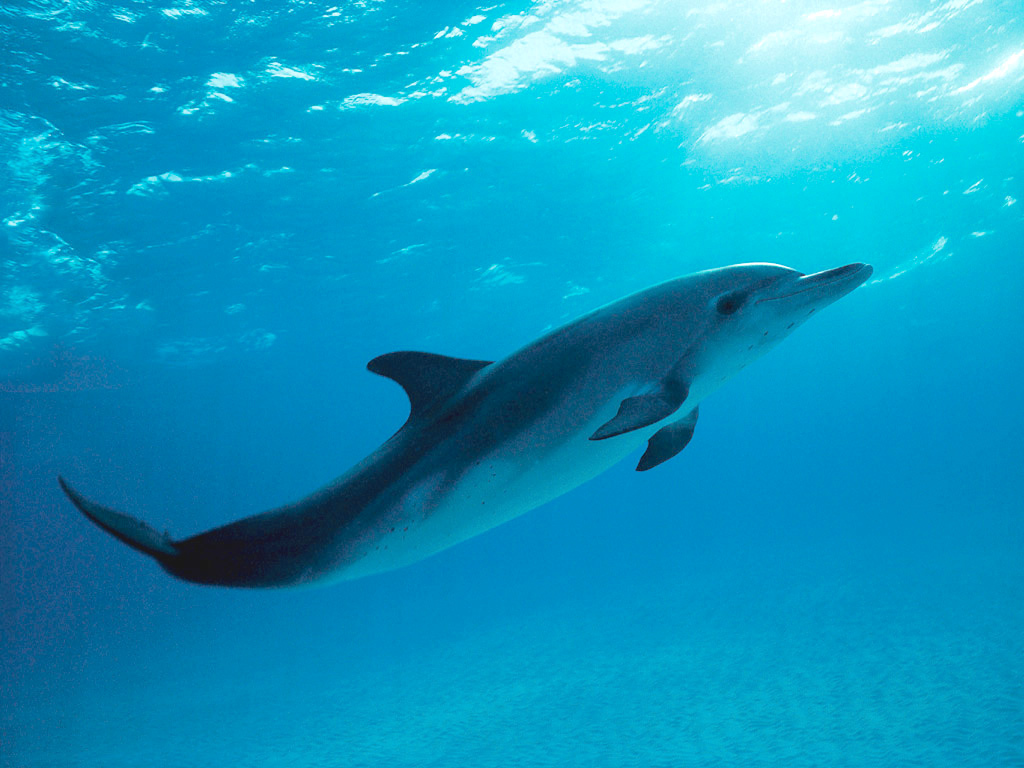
xmin=58 ymin=476 xmax=179 ymax=560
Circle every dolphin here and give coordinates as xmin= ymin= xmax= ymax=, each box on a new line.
xmin=59 ymin=261 xmax=872 ymax=588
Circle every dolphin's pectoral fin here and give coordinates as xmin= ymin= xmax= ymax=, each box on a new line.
xmin=367 ymin=351 xmax=492 ymax=419
xmin=590 ymin=384 xmax=688 ymax=441
xmin=58 ymin=476 xmax=179 ymax=559
xmin=591 ymin=355 xmax=695 ymax=441
xmin=636 ymin=407 xmax=699 ymax=471
xmin=590 ymin=394 xmax=677 ymax=440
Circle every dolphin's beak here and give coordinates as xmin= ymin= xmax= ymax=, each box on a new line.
xmin=758 ymin=262 xmax=872 ymax=307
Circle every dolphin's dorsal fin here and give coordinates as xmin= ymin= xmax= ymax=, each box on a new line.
xmin=367 ymin=351 xmax=492 ymax=419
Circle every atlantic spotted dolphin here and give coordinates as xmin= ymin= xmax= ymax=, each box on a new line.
xmin=60 ymin=262 xmax=871 ymax=588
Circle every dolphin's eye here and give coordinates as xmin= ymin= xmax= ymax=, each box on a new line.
xmin=716 ymin=292 xmax=746 ymax=315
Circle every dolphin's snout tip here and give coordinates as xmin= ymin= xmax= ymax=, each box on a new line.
xmin=846 ymin=262 xmax=873 ymax=289
xmin=829 ymin=262 xmax=872 ymax=282
xmin=848 ymin=262 xmax=872 ymax=281
xmin=763 ymin=262 xmax=873 ymax=306
xmin=810 ymin=262 xmax=873 ymax=290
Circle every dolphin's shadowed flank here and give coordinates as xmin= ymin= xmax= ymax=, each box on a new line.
xmin=60 ymin=262 xmax=872 ymax=588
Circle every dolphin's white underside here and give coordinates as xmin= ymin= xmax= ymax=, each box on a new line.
xmin=341 ymin=362 xmax=744 ymax=581
xmin=337 ymin=386 xmax=653 ymax=581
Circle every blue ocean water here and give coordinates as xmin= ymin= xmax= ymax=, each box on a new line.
xmin=2 ymin=0 xmax=1023 ymax=764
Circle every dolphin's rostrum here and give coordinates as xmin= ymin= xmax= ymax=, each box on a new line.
xmin=60 ymin=262 xmax=872 ymax=588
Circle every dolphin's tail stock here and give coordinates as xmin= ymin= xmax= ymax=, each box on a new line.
xmin=58 ymin=476 xmax=179 ymax=561
xmin=58 ymin=476 xmax=339 ymax=588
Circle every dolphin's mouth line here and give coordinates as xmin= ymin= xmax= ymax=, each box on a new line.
xmin=756 ymin=282 xmax=819 ymax=304
xmin=756 ymin=263 xmax=870 ymax=304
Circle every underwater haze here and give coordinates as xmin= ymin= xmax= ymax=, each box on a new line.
xmin=2 ymin=0 xmax=1023 ymax=765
